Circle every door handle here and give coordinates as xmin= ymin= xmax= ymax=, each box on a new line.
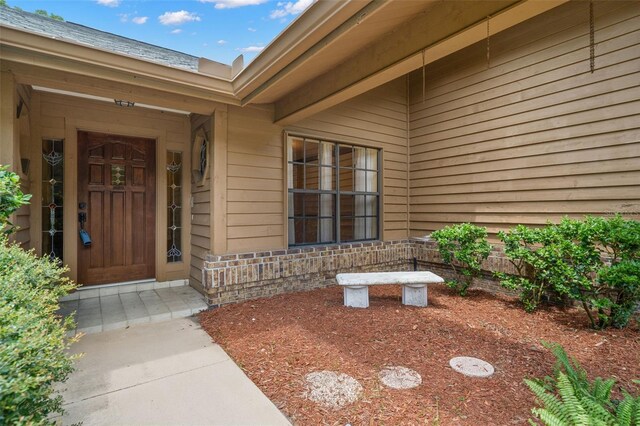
xmin=78 ymin=207 xmax=92 ymax=247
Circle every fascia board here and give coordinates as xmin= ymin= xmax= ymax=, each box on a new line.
xmin=232 ymin=0 xmax=370 ymax=98
xmin=0 ymin=26 xmax=235 ymax=96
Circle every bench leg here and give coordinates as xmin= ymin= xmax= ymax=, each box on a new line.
xmin=402 ymin=284 xmax=427 ymax=307
xmin=343 ymin=285 xmax=369 ymax=308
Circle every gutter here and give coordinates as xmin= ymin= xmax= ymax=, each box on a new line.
xmin=233 ymin=0 xmax=372 ymax=99
xmin=238 ymin=0 xmax=387 ymax=106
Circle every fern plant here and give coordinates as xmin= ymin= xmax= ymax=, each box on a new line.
xmin=526 ymin=342 xmax=640 ymax=426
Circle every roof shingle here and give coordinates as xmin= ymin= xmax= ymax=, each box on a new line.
xmin=0 ymin=6 xmax=200 ymax=71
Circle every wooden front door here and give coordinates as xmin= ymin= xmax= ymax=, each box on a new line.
xmin=78 ymin=131 xmax=156 ymax=285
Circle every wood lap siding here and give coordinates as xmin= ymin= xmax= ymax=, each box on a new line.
xmin=290 ymin=79 xmax=409 ymax=241
xmin=408 ymin=1 xmax=640 ymax=237
xmin=226 ymin=105 xmax=285 ymax=253
xmin=190 ymin=114 xmax=212 ymax=289
xmin=225 ymin=79 xmax=408 ymax=251
xmin=14 ymin=181 xmax=30 ymax=246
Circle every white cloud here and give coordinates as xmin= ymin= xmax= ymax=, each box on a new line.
xmin=217 ymin=39 xmax=227 ymax=45
xmin=171 ymin=29 xmax=183 ymax=34
xmin=158 ymin=11 xmax=201 ymax=26
xmin=236 ymin=46 xmax=265 ymax=53
xmin=97 ymin=0 xmax=120 ymax=7
xmin=118 ymin=13 xmax=129 ymax=22
xmin=270 ymin=0 xmax=314 ymax=19
xmin=200 ymin=0 xmax=268 ymax=10
xmin=248 ymin=27 xmax=256 ymax=32
xmin=132 ymin=16 xmax=148 ymax=24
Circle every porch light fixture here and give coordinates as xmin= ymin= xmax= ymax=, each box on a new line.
xmin=114 ymin=99 xmax=135 ymax=107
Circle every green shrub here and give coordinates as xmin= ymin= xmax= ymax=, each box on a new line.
xmin=0 ymin=237 xmax=78 ymax=424
xmin=594 ymin=260 xmax=640 ymax=329
xmin=430 ymin=223 xmax=492 ymax=296
xmin=498 ymin=215 xmax=640 ymax=328
xmin=497 ymin=225 xmax=557 ymax=312
xmin=0 ymin=166 xmax=31 ymax=234
xmin=526 ymin=342 xmax=640 ymax=426
xmin=586 ymin=215 xmax=640 ymax=263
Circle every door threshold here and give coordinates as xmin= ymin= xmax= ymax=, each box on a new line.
xmin=80 ymin=278 xmax=156 ymax=290
xmin=60 ymin=279 xmax=189 ymax=301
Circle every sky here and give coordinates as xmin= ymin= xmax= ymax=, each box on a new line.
xmin=7 ymin=0 xmax=315 ymax=64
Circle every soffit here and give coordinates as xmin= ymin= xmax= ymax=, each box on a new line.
xmin=233 ymin=0 xmax=371 ymax=97
xmin=244 ymin=0 xmax=437 ymax=104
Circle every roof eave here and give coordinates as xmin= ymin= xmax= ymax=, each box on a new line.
xmin=232 ymin=0 xmax=372 ymax=100
xmin=0 ymin=25 xmax=238 ymax=103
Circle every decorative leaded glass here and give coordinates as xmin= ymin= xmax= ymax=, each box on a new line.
xmin=167 ymin=151 xmax=183 ymax=262
xmin=111 ymin=164 xmax=125 ymax=185
xmin=42 ymin=139 xmax=64 ymax=261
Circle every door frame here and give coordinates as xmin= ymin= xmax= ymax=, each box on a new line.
xmin=56 ymin=117 xmax=191 ymax=286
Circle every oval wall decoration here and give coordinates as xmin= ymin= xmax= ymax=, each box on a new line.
xmin=191 ymin=127 xmax=209 ymax=186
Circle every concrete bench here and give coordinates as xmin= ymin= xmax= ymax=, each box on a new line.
xmin=336 ymin=271 xmax=444 ymax=308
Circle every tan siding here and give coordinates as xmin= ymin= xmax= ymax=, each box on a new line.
xmin=289 ymin=78 xmax=409 ymax=241
xmin=226 ymin=105 xmax=285 ymax=252
xmin=190 ymin=114 xmax=212 ymax=286
xmin=223 ymin=79 xmax=408 ymax=253
xmin=14 ymin=183 xmax=30 ymax=246
xmin=14 ymin=87 xmax=32 ymax=247
xmin=409 ymin=1 xmax=640 ymax=236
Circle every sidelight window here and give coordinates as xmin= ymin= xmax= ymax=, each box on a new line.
xmin=166 ymin=151 xmax=183 ymax=262
xmin=42 ymin=139 xmax=64 ymax=261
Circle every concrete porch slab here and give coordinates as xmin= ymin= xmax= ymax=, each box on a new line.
xmin=54 ymin=317 xmax=291 ymax=426
xmin=58 ymin=285 xmax=208 ymax=335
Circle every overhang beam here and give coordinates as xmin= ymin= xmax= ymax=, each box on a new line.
xmin=2 ymin=60 xmax=226 ymax=115
xmin=0 ymin=27 xmax=238 ymax=105
xmin=274 ymin=0 xmax=569 ymax=125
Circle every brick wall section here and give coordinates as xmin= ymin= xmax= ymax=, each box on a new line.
xmin=203 ymin=241 xmax=414 ymax=306
xmin=202 ymin=239 xmax=518 ymax=306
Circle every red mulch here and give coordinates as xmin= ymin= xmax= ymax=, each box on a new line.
xmin=199 ymin=285 xmax=640 ymax=425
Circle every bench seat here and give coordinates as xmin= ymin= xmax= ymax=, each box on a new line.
xmin=336 ymin=271 xmax=444 ymax=308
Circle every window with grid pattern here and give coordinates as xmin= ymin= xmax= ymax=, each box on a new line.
xmin=287 ymin=135 xmax=380 ymax=246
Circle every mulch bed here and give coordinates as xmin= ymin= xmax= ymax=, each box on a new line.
xmin=200 ymin=285 xmax=640 ymax=425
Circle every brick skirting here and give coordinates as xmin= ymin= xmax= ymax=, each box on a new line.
xmin=201 ymin=239 xmax=517 ymax=306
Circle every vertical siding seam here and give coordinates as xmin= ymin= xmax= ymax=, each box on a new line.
xmin=405 ymin=75 xmax=411 ymax=237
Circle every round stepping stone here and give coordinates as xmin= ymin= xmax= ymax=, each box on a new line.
xmin=304 ymin=371 xmax=362 ymax=409
xmin=449 ymin=356 xmax=495 ymax=378
xmin=378 ymin=366 xmax=422 ymax=389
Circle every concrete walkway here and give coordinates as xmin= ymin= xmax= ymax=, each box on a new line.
xmin=55 ymin=317 xmax=291 ymax=426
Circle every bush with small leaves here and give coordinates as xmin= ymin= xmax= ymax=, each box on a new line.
xmin=430 ymin=223 xmax=492 ymax=296
xmin=594 ymin=260 xmax=640 ymax=329
xmin=498 ymin=215 xmax=640 ymax=328
xmin=497 ymin=225 xmax=554 ymax=312
xmin=0 ymin=238 xmax=78 ymax=425
xmin=0 ymin=166 xmax=31 ymax=234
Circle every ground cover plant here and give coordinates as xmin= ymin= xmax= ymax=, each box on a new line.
xmin=200 ymin=284 xmax=639 ymax=425
xmin=431 ymin=223 xmax=492 ymax=296
xmin=526 ymin=342 xmax=640 ymax=425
